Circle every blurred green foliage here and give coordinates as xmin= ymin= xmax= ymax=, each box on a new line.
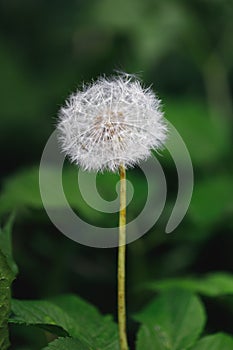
xmin=0 ymin=0 xmax=233 ymax=349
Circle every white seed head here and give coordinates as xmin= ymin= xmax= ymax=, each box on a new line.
xmin=57 ymin=74 xmax=167 ymax=172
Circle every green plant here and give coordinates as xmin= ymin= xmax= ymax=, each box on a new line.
xmin=1 ymin=216 xmax=233 ymax=349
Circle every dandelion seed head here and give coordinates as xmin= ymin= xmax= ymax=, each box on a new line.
xmin=57 ymin=74 xmax=167 ymax=172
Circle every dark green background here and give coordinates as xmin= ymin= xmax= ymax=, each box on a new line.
xmin=0 ymin=0 xmax=232 ymax=349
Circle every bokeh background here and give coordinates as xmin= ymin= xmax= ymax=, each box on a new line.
xmin=0 ymin=0 xmax=233 ymax=349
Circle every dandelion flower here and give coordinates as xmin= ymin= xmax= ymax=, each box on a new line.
xmin=57 ymin=74 xmax=167 ymax=172
xmin=56 ymin=73 xmax=168 ymax=350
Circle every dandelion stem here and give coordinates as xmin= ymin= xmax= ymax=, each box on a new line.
xmin=118 ymin=164 xmax=128 ymax=350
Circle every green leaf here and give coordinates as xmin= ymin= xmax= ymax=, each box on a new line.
xmin=166 ymin=100 xmax=230 ymax=166
xmin=51 ymin=295 xmax=119 ymax=349
xmin=144 ymin=272 xmax=233 ymax=297
xmin=0 ymin=215 xmax=17 ymax=350
xmin=189 ymin=175 xmax=233 ymax=228
xmin=0 ymin=166 xmax=111 ymax=222
xmin=134 ymin=290 xmax=206 ymax=350
xmin=10 ymin=299 xmax=71 ymax=336
xmin=136 ymin=324 xmax=168 ymax=350
xmin=0 ymin=167 xmax=42 ymax=215
xmin=190 ymin=333 xmax=233 ymax=350
xmin=10 ymin=294 xmax=119 ymax=350
xmin=42 ymin=337 xmax=89 ymax=350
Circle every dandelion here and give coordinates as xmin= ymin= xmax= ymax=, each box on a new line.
xmin=57 ymin=74 xmax=167 ymax=172
xmin=57 ymin=73 xmax=167 ymax=350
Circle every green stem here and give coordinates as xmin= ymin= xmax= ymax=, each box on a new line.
xmin=118 ymin=165 xmax=128 ymax=350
